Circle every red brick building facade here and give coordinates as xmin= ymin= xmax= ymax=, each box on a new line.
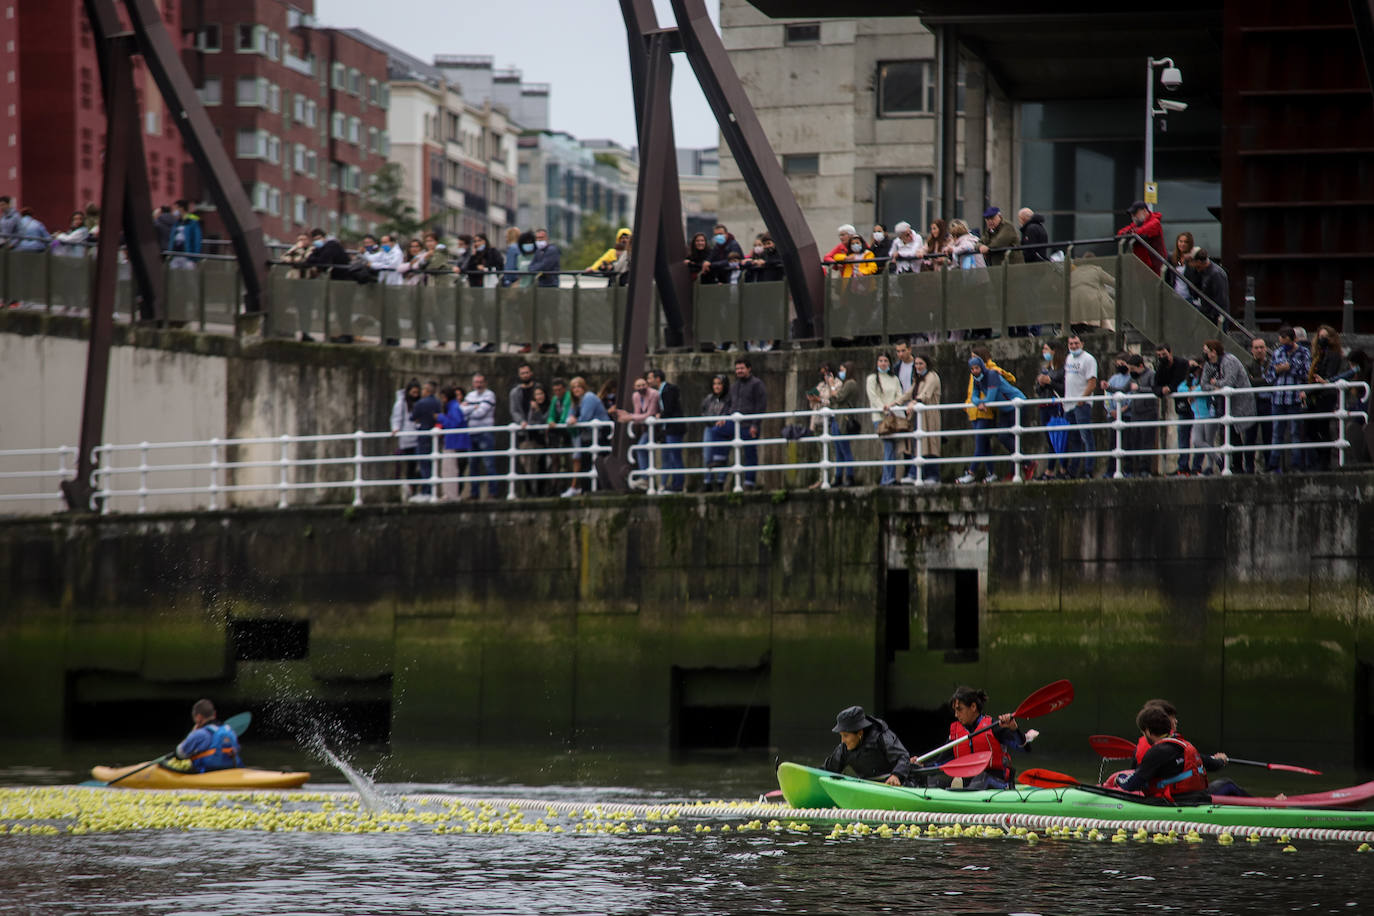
xmin=13 ymin=0 xmax=188 ymax=230
xmin=180 ymin=0 xmax=389 ymax=242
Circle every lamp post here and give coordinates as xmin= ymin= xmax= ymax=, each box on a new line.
xmin=1144 ymin=57 xmax=1185 ymax=212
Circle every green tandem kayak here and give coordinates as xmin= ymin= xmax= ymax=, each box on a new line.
xmin=777 ymin=763 xmax=1374 ymax=831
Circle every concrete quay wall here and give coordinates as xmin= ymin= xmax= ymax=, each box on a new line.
xmin=2 ymin=474 xmax=1370 ymax=765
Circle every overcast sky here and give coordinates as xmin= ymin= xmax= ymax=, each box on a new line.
xmin=314 ymin=0 xmax=722 ymax=150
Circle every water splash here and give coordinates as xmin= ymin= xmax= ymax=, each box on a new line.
xmin=304 ymin=732 xmax=397 ymax=813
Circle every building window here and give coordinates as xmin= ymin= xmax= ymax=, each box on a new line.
xmin=783 ymin=153 xmax=819 ymax=176
xmin=331 ymin=62 xmax=345 ymax=90
xmin=367 ymin=126 xmax=378 ymax=153
xmin=144 ymin=110 xmax=159 ymax=135
xmin=331 ymin=112 xmax=345 ymax=140
xmin=293 ymin=143 xmax=306 ymax=173
xmin=236 ymin=128 xmax=265 ymax=159
xmin=784 ymin=22 xmax=820 ymax=45
xmin=265 ymin=134 xmax=281 ymax=164
xmin=304 ymin=99 xmax=317 ymax=128
xmin=199 ymin=76 xmax=221 ymax=106
xmin=268 ymin=187 xmax=281 ymax=216
xmin=367 ymin=78 xmax=377 ymax=104
xmin=267 ymin=82 xmax=281 ymax=113
xmin=265 ymin=31 xmax=280 ymax=62
xmin=379 ymin=85 xmax=389 ymax=109
xmin=236 ymin=76 xmax=263 ymax=106
xmin=293 ymin=195 xmax=307 ymax=224
xmin=305 ymin=150 xmax=318 ymax=177
xmin=877 ymin=60 xmax=935 ymax=117
xmin=199 ymin=23 xmax=221 ymax=52
xmin=379 ymin=130 xmax=389 ymax=156
xmin=347 ymin=116 xmax=360 ymax=145
xmin=348 ymin=68 xmax=361 ymax=96
xmin=876 ymin=173 xmax=938 ymax=231
xmin=236 ymin=23 xmax=265 ymax=54
xmin=292 ymin=93 xmax=304 ymax=122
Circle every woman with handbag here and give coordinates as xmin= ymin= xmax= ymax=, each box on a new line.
xmin=868 ymin=352 xmax=906 ymax=485
xmin=830 ymin=362 xmax=861 ymax=487
xmin=895 ymin=354 xmax=942 ymax=484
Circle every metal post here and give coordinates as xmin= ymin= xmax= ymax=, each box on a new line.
xmin=912 ymin=404 xmax=924 ymax=484
xmin=197 ymin=259 xmax=207 ymax=330
xmin=506 ymin=423 xmax=519 ymax=501
xmin=1144 ymin=56 xmax=1155 ymax=203
xmin=729 ymin=410 xmax=744 ymax=493
xmin=1336 ymin=382 xmax=1349 ymax=469
xmin=277 ymin=434 xmax=290 ymax=509
xmin=352 ymin=430 xmax=364 ymax=507
xmin=138 ymin=441 xmax=149 ymax=513
xmin=208 ymin=437 xmax=220 ymax=511
xmin=819 ymin=406 xmax=833 ymax=489
xmin=1220 ymin=389 xmax=1233 ymax=476
xmin=1244 ymin=275 xmax=1257 ymax=330
xmin=1112 ymin=409 xmax=1125 ymax=479
xmin=1011 ymin=400 xmax=1024 ymax=482
xmin=1343 ymin=280 xmax=1355 ymax=337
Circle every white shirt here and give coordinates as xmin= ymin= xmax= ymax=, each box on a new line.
xmin=890 ymin=233 xmax=924 ymax=273
xmin=366 ymin=246 xmax=405 ymax=285
xmin=895 ymin=357 xmax=916 ymax=394
xmin=1063 ymin=349 xmax=1099 ymax=408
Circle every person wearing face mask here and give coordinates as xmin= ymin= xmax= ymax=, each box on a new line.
xmin=1304 ymin=324 xmax=1346 ymax=470
xmin=167 ymin=198 xmax=202 ymax=269
xmin=703 ymin=224 xmax=744 ymax=284
xmin=823 ymin=224 xmax=857 ymax=268
xmin=867 ymin=352 xmax=906 ymax=485
xmin=527 ymin=228 xmax=562 ymax=289
xmin=1103 ymin=353 xmax=1133 ymax=475
xmin=958 ymin=354 xmax=1027 ymax=484
xmin=1061 ymin=334 xmax=1099 ymax=478
xmin=829 ymin=361 xmax=861 ymax=486
xmin=1177 ymin=358 xmax=1219 ymax=474
xmin=585 ymin=228 xmax=632 ymax=276
xmin=1123 ymin=354 xmax=1158 ymax=477
xmin=743 ymin=234 xmax=784 ymax=283
xmin=464 ymin=232 xmax=504 ymax=289
xmin=369 ymin=234 xmax=405 ymax=287
xmin=828 ymin=232 xmax=877 ymax=279
xmin=893 ymin=353 xmax=942 ymax=484
xmin=869 ymin=224 xmax=893 ymax=265
xmin=303 ymin=227 xmax=350 ymax=280
xmin=502 ymin=228 xmax=534 ymax=288
xmin=452 ymin=234 xmax=473 ymax=273
xmin=1034 ymin=341 xmax=1067 ymax=479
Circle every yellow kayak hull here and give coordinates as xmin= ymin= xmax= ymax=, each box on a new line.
xmin=90 ymin=762 xmax=311 ymax=790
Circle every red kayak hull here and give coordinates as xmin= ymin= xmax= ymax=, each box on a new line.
xmin=1102 ymin=770 xmax=1374 ymax=809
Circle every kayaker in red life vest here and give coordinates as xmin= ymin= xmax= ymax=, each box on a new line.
xmin=1130 ymin=698 xmax=1253 ymax=798
xmin=821 ymin=706 xmax=914 ymax=787
xmin=166 ymin=699 xmax=242 ymax=773
xmin=1114 ymin=705 xmax=1227 ymax=801
xmin=927 ymin=686 xmax=1031 ymax=790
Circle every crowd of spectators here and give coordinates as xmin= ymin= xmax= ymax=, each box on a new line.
xmin=382 ymin=329 xmax=1370 ymax=499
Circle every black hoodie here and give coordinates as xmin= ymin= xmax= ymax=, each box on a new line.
xmin=1020 ymin=213 xmax=1050 ymax=263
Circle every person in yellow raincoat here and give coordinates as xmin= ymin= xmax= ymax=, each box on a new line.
xmin=585 ymin=228 xmax=632 ymax=274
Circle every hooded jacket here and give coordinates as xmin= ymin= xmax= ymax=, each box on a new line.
xmin=1117 ymin=210 xmax=1167 ymax=270
xmin=964 ymin=358 xmax=1016 ymax=421
xmin=170 ymin=212 xmax=202 ymax=255
xmin=969 ymin=357 xmax=1027 ymax=412
xmin=586 ymin=228 xmax=632 ymax=272
xmin=821 ymin=716 xmax=914 ymax=785
xmin=703 ymin=232 xmax=745 ymax=282
xmin=1019 ymin=212 xmax=1050 ymax=263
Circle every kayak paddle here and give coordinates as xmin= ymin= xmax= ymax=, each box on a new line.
xmin=85 ymin=711 xmax=252 ymax=788
xmin=1226 ymin=758 xmax=1322 ymax=776
xmin=912 ymin=679 xmax=1074 ymax=764
xmin=1089 ymin=734 xmax=1138 ymax=759
xmin=760 ymin=752 xmax=993 ymax=801
xmin=1017 ymin=767 xmax=1097 ymax=790
xmin=1090 ymin=734 xmax=1321 ymax=775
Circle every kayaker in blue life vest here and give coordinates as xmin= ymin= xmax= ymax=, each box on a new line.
xmin=1128 ymin=698 xmax=1251 ymax=797
xmin=1115 ymin=705 xmax=1227 ymax=801
xmin=822 ymin=706 xmax=914 ymax=787
xmin=167 ymin=699 xmax=242 ymax=773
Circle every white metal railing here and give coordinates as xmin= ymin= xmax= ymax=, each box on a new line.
xmin=0 ymin=382 xmax=1365 ymax=514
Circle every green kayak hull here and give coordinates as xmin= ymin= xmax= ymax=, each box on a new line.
xmin=778 ymin=763 xmax=1374 ymax=831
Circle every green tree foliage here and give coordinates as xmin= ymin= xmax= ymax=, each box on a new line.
xmin=357 ymin=162 xmax=434 ymax=243
xmin=565 ymin=212 xmax=622 ymax=271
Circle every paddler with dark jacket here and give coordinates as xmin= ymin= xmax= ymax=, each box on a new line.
xmin=1115 ymin=704 xmax=1227 ymax=801
xmin=1128 ymin=698 xmax=1250 ymax=797
xmin=822 ymin=705 xmax=914 ymax=787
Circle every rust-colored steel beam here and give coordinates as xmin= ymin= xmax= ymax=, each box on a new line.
xmin=62 ymin=38 xmax=138 ymax=512
xmin=621 ymin=0 xmax=693 ymax=347
xmin=668 ymin=0 xmax=822 ymax=336
xmin=84 ymin=0 xmax=164 ymax=321
xmin=120 ymin=0 xmax=270 ymax=313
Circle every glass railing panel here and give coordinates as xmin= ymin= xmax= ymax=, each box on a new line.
xmin=739 ymin=280 xmax=788 ymax=341
xmin=826 ymin=274 xmax=882 ymax=338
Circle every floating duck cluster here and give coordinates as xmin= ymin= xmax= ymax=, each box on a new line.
xmin=1 ymin=788 xmax=1370 ymax=854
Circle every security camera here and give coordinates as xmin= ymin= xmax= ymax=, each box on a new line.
xmin=1157 ymin=99 xmax=1188 ymax=113
xmin=1160 ymin=67 xmax=1183 ymax=90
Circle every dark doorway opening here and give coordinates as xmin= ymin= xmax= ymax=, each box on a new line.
xmin=672 ymin=665 xmax=771 ymax=749
xmin=884 ymin=568 xmax=911 ymax=660
xmin=926 ymin=568 xmax=979 ymax=662
xmin=231 ymin=619 xmax=309 ymax=661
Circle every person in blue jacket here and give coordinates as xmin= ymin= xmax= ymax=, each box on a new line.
xmin=958 ymin=355 xmax=1028 ymax=484
xmin=172 ymin=699 xmax=241 ymax=773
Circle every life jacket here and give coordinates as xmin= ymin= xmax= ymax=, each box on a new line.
xmin=1135 ymin=735 xmax=1150 ymax=765
xmin=949 ymin=714 xmax=1009 ymax=779
xmin=189 ymin=723 xmax=240 ymax=773
xmin=1144 ymin=735 xmax=1207 ymax=799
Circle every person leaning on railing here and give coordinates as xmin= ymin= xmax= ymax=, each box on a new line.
xmin=867 ymin=351 xmax=906 ymax=486
xmin=1033 ymin=341 xmax=1067 ymax=479
xmin=1124 ymin=354 xmax=1158 ymax=477
xmin=893 ymin=353 xmax=942 ymax=485
xmin=1305 ymin=325 xmax=1347 ymax=471
xmin=828 ymin=362 xmax=860 ymax=487
xmin=1200 ymin=338 xmax=1254 ymax=474
xmin=1263 ymin=326 xmax=1309 ymax=474
xmin=700 ymin=373 xmax=733 ymax=492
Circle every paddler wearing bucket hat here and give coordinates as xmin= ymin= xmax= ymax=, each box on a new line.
xmin=821 ymin=705 xmax=914 ymax=787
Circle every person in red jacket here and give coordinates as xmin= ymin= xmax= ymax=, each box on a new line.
xmin=1117 ymin=201 xmax=1167 ymax=271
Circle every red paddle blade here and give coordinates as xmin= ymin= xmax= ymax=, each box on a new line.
xmin=1089 ymin=734 xmax=1138 ymax=759
xmin=940 ymin=751 xmax=992 ymax=779
xmin=1017 ymin=768 xmax=1079 ymax=789
xmin=1264 ymin=763 xmax=1323 ymax=776
xmin=1011 ymin=679 xmax=1075 ymax=719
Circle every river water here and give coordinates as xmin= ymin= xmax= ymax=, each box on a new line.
xmin=2 ymin=742 xmax=1372 ymax=915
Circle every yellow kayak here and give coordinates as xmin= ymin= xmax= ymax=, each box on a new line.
xmin=91 ymin=762 xmax=311 ymax=790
